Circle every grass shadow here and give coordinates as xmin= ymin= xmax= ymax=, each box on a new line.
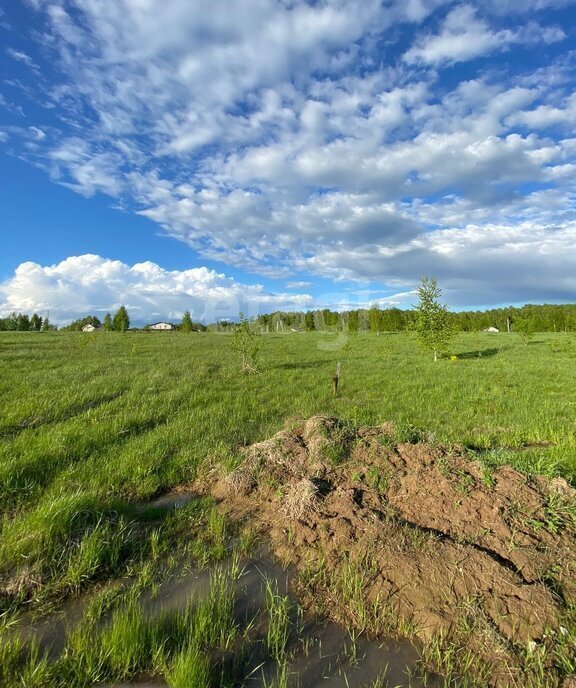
xmin=0 ymin=389 xmax=128 ymax=439
xmin=451 ymin=348 xmax=502 ymax=359
xmin=275 ymin=361 xmax=328 ymax=369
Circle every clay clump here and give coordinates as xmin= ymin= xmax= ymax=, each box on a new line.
xmin=211 ymin=416 xmax=576 ymax=688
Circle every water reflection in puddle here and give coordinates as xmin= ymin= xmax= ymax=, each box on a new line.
xmin=14 ymin=545 xmax=443 ymax=687
xmin=113 ymin=554 xmax=440 ymax=688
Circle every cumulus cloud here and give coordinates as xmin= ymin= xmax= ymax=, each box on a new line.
xmin=507 ymin=93 xmax=576 ymax=130
xmin=299 ymin=221 xmax=576 ymax=305
xmin=5 ymin=0 xmax=576 ymax=307
xmin=403 ymin=5 xmax=565 ymax=66
xmin=0 ymin=255 xmax=313 ymax=324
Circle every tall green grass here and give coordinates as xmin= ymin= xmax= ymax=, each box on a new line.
xmin=264 ymin=579 xmax=291 ymax=661
xmin=0 ymin=562 xmax=241 ymax=687
xmin=0 ymin=561 xmax=342 ymax=688
xmin=0 ymin=493 xmax=230 ymax=611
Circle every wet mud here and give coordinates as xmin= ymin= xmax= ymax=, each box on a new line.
xmin=210 ymin=416 xmax=576 ymax=687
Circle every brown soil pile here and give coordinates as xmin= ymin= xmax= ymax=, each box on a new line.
xmin=210 ymin=416 xmax=576 ymax=688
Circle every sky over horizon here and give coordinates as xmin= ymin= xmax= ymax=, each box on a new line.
xmin=1 ymin=0 xmax=576 ymax=324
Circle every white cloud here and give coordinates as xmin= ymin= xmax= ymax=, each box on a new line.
xmin=28 ymin=126 xmax=46 ymax=140
xmin=6 ymin=48 xmax=39 ymax=71
xmin=298 ymin=221 xmax=576 ymax=305
xmin=286 ymin=281 xmax=313 ymax=289
xmin=0 ymin=255 xmax=313 ymax=324
xmin=46 ymin=138 xmax=124 ymax=197
xmin=482 ymin=0 xmax=576 ymax=14
xmin=133 ymin=119 xmax=560 ymax=273
xmin=507 ymin=93 xmax=576 ymax=129
xmin=370 ymin=291 xmax=418 ymax=308
xmin=403 ymin=5 xmax=565 ymax=66
xmin=6 ymin=0 xmax=576 ymax=307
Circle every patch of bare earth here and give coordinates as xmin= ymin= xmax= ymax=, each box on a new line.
xmin=207 ymin=416 xmax=576 ymax=688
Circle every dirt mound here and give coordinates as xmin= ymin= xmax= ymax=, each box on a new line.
xmin=211 ymin=416 xmax=576 ymax=687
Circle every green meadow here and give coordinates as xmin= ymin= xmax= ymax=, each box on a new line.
xmin=2 ymin=329 xmax=576 ymax=594
xmin=1 ymin=329 xmax=575 ymax=685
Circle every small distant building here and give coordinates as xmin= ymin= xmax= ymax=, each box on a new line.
xmin=82 ymin=323 xmax=101 ymax=332
xmin=484 ymin=326 xmax=500 ymax=333
xmin=149 ymin=322 xmax=174 ymax=331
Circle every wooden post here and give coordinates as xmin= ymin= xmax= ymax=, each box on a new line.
xmin=332 ymin=362 xmax=341 ymax=396
xmin=332 ymin=375 xmax=339 ymax=395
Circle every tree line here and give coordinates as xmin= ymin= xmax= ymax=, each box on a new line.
xmin=3 ymin=302 xmax=576 ymax=334
xmin=256 ymin=303 xmax=576 ymax=333
xmin=0 ymin=307 xmax=207 ymax=332
xmin=0 ymin=313 xmax=55 ymax=331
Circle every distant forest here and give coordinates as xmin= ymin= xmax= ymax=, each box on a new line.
xmin=253 ymin=304 xmax=576 ymax=333
xmin=2 ymin=303 xmax=576 ymax=333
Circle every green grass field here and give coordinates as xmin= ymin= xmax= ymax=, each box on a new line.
xmin=1 ymin=330 xmax=575 ymax=595
xmin=1 ymin=329 xmax=575 ymax=685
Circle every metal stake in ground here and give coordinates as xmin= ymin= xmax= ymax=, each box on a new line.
xmin=332 ymin=362 xmax=341 ymax=396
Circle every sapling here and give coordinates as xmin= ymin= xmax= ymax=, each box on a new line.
xmin=515 ymin=317 xmax=536 ymax=345
xmin=414 ymin=276 xmax=456 ymax=361
xmin=231 ymin=314 xmax=262 ymax=373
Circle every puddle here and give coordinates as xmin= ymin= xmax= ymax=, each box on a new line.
xmin=235 ymin=556 xmax=440 ymax=688
xmin=133 ymin=488 xmax=197 ymax=514
xmin=11 ymin=588 xmax=91 ymax=659
xmin=255 ymin=623 xmax=430 ymax=688
xmin=146 ymin=490 xmax=196 ymax=510
xmin=12 ymin=551 xmax=442 ymax=688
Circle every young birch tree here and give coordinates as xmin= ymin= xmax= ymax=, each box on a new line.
xmin=231 ymin=314 xmax=262 ymax=373
xmin=415 ymin=276 xmax=456 ymax=361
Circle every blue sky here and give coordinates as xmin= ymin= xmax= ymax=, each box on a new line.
xmin=1 ymin=0 xmax=576 ymax=324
